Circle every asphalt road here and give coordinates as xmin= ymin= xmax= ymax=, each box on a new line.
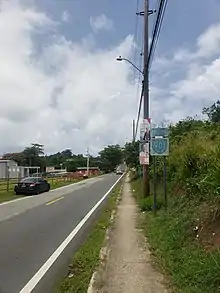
xmin=0 ymin=173 xmax=122 ymax=293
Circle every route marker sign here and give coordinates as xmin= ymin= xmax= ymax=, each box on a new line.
xmin=150 ymin=137 xmax=169 ymax=156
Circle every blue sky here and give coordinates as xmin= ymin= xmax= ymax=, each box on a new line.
xmin=35 ymin=0 xmax=220 ymax=57
xmin=34 ymin=0 xmax=220 ymax=94
xmin=0 ymin=0 xmax=220 ymax=154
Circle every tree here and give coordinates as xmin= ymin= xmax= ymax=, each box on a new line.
xmin=99 ymin=144 xmax=123 ymax=172
xmin=169 ymin=117 xmax=204 ymax=143
xmin=22 ymin=143 xmax=44 ymax=169
xmin=2 ymin=152 xmax=26 ymax=165
xmin=61 ymin=149 xmax=72 ymax=158
xmin=64 ymin=154 xmax=87 ymax=169
xmin=123 ymin=141 xmax=139 ymax=168
xmin=202 ymin=100 xmax=220 ymax=123
xmin=65 ymin=161 xmax=77 ymax=172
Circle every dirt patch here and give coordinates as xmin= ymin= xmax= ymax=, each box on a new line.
xmin=171 ymin=184 xmax=185 ymax=197
xmin=195 ymin=204 xmax=220 ymax=252
xmin=198 ymin=215 xmax=220 ymax=252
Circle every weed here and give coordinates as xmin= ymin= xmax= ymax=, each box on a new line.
xmin=131 ymin=178 xmax=220 ymax=293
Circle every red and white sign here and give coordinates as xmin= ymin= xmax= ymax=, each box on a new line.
xmin=139 ymin=151 xmax=149 ymax=165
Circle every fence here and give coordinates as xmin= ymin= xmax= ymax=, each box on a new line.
xmin=0 ymin=174 xmax=81 ymax=193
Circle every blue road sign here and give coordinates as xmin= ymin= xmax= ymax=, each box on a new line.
xmin=151 ymin=127 xmax=169 ymax=138
xmin=150 ymin=137 xmax=169 ymax=156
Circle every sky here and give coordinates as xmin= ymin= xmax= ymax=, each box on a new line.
xmin=0 ymin=0 xmax=220 ymax=155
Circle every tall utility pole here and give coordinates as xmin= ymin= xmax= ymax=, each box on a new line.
xmin=132 ymin=119 xmax=135 ymax=141
xmin=142 ymin=0 xmax=150 ymax=197
xmin=86 ymin=147 xmax=90 ymax=177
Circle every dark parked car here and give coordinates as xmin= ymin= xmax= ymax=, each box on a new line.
xmin=14 ymin=177 xmax=50 ymax=195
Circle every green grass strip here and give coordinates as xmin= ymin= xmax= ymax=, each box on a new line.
xmin=55 ymin=182 xmax=122 ymax=293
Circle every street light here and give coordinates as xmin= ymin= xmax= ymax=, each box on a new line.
xmin=116 ymin=56 xmax=143 ymax=75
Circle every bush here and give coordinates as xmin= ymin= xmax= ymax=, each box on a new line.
xmin=139 ymin=196 xmax=165 ymax=212
xmin=152 ymin=123 xmax=220 ymax=201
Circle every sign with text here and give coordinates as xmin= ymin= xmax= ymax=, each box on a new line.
xmin=139 ymin=142 xmax=149 ymax=165
xmin=151 ymin=127 xmax=169 ymax=138
xmin=140 ymin=118 xmax=151 ymax=142
xmin=139 ymin=152 xmax=149 ymax=165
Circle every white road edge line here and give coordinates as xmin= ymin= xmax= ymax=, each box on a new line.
xmin=0 ymin=176 xmax=103 ymax=207
xmin=19 ymin=173 xmax=124 ymax=293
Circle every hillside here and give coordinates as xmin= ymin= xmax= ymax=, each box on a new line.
xmin=128 ymin=101 xmax=220 ymax=293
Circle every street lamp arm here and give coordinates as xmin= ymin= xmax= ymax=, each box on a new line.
xmin=116 ymin=56 xmax=143 ymax=75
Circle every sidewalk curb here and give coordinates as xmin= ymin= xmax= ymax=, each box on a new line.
xmin=87 ymin=182 xmax=124 ymax=293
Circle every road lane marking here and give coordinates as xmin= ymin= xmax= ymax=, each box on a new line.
xmin=46 ymin=196 xmax=64 ymax=206
xmin=0 ymin=176 xmax=104 ymax=207
xmin=19 ymin=173 xmax=124 ymax=293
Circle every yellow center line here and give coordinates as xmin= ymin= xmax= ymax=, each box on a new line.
xmin=46 ymin=196 xmax=64 ymax=206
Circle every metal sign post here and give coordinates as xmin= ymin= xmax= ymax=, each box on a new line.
xmin=150 ymin=127 xmax=169 ymax=214
xmin=153 ymin=156 xmax=157 ymax=213
xmin=164 ymin=156 xmax=167 ymax=209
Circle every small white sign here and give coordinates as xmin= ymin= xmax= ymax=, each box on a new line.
xmin=139 ymin=151 xmax=149 ymax=165
xmin=140 ymin=118 xmax=151 ymax=141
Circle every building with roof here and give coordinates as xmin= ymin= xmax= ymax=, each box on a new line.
xmin=0 ymin=160 xmax=40 ymax=179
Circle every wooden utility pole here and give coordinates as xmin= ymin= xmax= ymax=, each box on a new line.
xmin=132 ymin=119 xmax=135 ymax=141
xmin=142 ymin=0 xmax=150 ymax=197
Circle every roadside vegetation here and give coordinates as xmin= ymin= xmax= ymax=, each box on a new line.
xmin=2 ymin=143 xmax=123 ymax=174
xmin=0 ymin=142 xmax=124 ymax=203
xmin=125 ymin=100 xmax=220 ymax=293
xmin=55 ymin=181 xmax=123 ymax=293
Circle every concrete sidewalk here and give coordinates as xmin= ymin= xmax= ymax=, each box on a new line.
xmin=97 ymin=177 xmax=169 ymax=293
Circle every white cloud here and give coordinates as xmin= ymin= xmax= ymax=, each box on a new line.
xmin=173 ymin=23 xmax=220 ymax=63
xmin=0 ymin=0 xmax=137 ymax=155
xmin=1 ymin=1 xmax=220 ymax=156
xmin=61 ymin=11 xmax=70 ymax=23
xmin=196 ymin=23 xmax=220 ymax=58
xmin=90 ymin=14 xmax=113 ymax=33
xmin=150 ymin=22 xmax=220 ymax=125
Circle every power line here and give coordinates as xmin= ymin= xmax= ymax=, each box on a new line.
xmin=148 ymin=0 xmax=165 ymax=67
xmin=134 ymin=0 xmax=168 ymax=141
xmin=148 ymin=0 xmax=168 ymax=69
xmin=150 ymin=0 xmax=160 ymax=42
xmin=133 ymin=0 xmax=144 ymax=142
xmin=134 ymin=27 xmax=144 ymax=120
xmin=149 ymin=0 xmax=168 ymax=69
xmin=133 ymin=0 xmax=141 ymax=83
xmin=134 ymin=83 xmax=144 ymax=140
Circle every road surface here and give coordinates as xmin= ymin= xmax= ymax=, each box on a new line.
xmin=0 ymin=173 xmax=122 ymax=293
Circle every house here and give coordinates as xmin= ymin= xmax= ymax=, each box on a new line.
xmin=0 ymin=160 xmax=40 ymax=179
xmin=0 ymin=160 xmax=21 ymax=179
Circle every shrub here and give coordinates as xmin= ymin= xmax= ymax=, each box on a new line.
xmin=139 ymin=196 xmax=165 ymax=212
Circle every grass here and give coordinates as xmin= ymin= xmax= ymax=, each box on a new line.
xmin=55 ymin=181 xmax=122 ymax=293
xmin=0 ymin=177 xmax=85 ymax=203
xmin=0 ymin=191 xmax=23 ymax=203
xmin=49 ymin=178 xmax=81 ymax=189
xmin=131 ymin=176 xmax=220 ymax=293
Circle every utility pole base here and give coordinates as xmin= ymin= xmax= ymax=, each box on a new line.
xmin=143 ymin=165 xmax=150 ymax=197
